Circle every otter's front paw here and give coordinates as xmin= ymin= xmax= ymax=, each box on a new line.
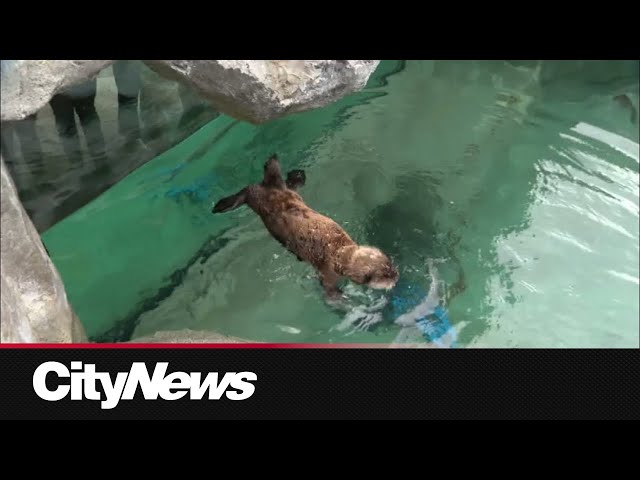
xmin=325 ymin=289 xmax=349 ymax=310
xmin=324 ymin=287 xmax=346 ymax=302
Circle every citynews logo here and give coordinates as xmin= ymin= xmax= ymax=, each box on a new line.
xmin=32 ymin=361 xmax=257 ymax=410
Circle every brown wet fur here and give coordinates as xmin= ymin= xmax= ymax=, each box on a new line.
xmin=212 ymin=154 xmax=399 ymax=299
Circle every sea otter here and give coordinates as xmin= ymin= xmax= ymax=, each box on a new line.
xmin=212 ymin=154 xmax=399 ymax=299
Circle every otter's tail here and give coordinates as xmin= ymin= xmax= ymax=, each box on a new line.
xmin=211 ymin=188 xmax=248 ymax=214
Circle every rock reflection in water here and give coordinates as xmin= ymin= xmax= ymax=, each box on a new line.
xmin=0 ymin=60 xmax=219 ymax=232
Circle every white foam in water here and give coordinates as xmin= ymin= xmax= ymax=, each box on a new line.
xmin=330 ymin=283 xmax=389 ymax=334
xmin=391 ymin=325 xmax=458 ymax=349
xmin=276 ymin=325 xmax=302 ymax=335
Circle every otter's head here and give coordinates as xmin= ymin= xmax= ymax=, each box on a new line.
xmin=341 ymin=246 xmax=399 ymax=291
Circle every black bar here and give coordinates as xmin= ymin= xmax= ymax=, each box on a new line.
xmin=0 ymin=348 xmax=638 ymax=420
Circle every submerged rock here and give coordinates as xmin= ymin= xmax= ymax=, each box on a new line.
xmin=144 ymin=60 xmax=380 ymax=124
xmin=128 ymin=329 xmax=253 ymax=344
xmin=0 ymin=156 xmax=87 ymax=343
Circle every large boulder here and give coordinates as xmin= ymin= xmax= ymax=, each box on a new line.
xmin=1 ymin=60 xmax=381 ymax=124
xmin=144 ymin=60 xmax=380 ymax=124
xmin=0 ymin=156 xmax=87 ymax=343
xmin=1 ymin=60 xmax=113 ymax=121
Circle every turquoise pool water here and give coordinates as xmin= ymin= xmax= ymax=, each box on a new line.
xmin=42 ymin=60 xmax=640 ymax=347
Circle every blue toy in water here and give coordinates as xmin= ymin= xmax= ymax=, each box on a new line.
xmin=415 ymin=305 xmax=456 ymax=348
xmin=389 ymin=272 xmax=458 ymax=348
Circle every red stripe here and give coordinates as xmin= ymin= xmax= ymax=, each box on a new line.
xmin=0 ymin=343 xmax=403 ymax=349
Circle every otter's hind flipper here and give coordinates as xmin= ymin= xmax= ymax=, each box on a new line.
xmin=212 ymin=188 xmax=248 ymax=213
xmin=286 ymin=169 xmax=306 ymax=191
xmin=262 ymin=154 xmax=286 ymax=189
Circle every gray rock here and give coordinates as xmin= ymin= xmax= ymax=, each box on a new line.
xmin=2 ymin=60 xmax=380 ymax=124
xmin=128 ymin=329 xmax=253 ymax=344
xmin=143 ymin=60 xmax=380 ymax=124
xmin=0 ymin=156 xmax=87 ymax=343
xmin=1 ymin=60 xmax=114 ymax=121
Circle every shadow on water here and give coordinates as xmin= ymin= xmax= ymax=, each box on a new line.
xmin=93 ymin=229 xmax=236 ymax=343
xmin=365 ymin=60 xmax=407 ymax=89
